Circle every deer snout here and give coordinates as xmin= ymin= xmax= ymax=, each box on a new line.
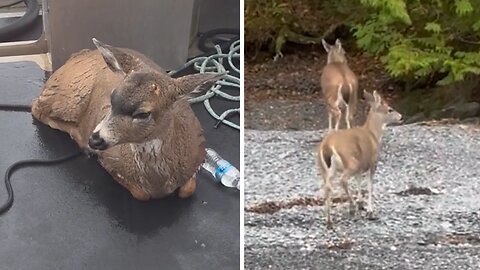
xmin=389 ymin=111 xmax=403 ymax=126
xmin=88 ymin=131 xmax=109 ymax=150
xmin=397 ymin=112 xmax=403 ymax=123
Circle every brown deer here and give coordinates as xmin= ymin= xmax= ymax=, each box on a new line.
xmin=321 ymin=39 xmax=358 ymax=130
xmin=316 ymin=90 xmax=402 ymax=228
xmin=32 ymin=38 xmax=223 ymax=200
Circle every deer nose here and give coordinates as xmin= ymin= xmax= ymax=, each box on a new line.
xmin=88 ymin=131 xmax=108 ymax=150
xmin=395 ymin=114 xmax=404 ymax=125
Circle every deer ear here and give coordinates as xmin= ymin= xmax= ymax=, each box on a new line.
xmin=373 ymin=90 xmax=382 ymax=104
xmin=321 ymin=39 xmax=331 ymax=53
xmin=92 ymin=38 xmax=133 ymax=76
xmin=335 ymin=38 xmax=342 ymax=49
xmin=363 ymin=90 xmax=375 ymax=104
xmin=174 ymin=72 xmax=226 ymax=97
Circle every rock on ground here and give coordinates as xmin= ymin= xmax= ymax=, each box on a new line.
xmin=244 ymin=124 xmax=480 ymax=270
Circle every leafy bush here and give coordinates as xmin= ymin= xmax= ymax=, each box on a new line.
xmin=352 ymin=0 xmax=480 ymax=86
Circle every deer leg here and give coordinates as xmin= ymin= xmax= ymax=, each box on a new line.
xmin=366 ymin=166 xmax=378 ymax=220
xmin=347 ymin=83 xmax=357 ymax=128
xmin=332 ymin=107 xmax=341 ymax=130
xmin=355 ymin=176 xmax=365 ymax=211
xmin=333 ymin=84 xmax=343 ymax=130
xmin=324 ymin=180 xmax=333 ymax=229
xmin=318 ymin=141 xmax=339 ymax=229
xmin=129 ymin=186 xmax=151 ymax=201
xmin=322 ymin=157 xmax=337 ymax=229
xmin=328 ymin=113 xmax=333 ymax=131
xmin=353 ymin=175 xmax=366 ymax=211
xmin=109 ymin=170 xmax=151 ymax=201
xmin=344 ymin=104 xmax=351 ymax=129
xmin=340 ymin=172 xmax=355 ymax=215
xmin=348 ymin=106 xmax=355 ymax=129
xmin=178 ymin=175 xmax=197 ymax=199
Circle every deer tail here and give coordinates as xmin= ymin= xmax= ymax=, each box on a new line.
xmin=339 ymin=83 xmax=350 ymax=104
xmin=317 ymin=142 xmax=333 ymax=178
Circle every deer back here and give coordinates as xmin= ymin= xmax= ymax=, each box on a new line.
xmin=32 ymin=49 xmax=122 ymax=147
xmin=321 ymin=63 xmax=358 ymax=101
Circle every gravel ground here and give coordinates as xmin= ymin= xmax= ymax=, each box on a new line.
xmin=244 ymin=124 xmax=480 ymax=269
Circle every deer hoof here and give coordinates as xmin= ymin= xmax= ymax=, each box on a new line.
xmin=326 ymin=220 xmax=334 ymax=230
xmin=178 ymin=176 xmax=197 ymax=199
xmin=349 ymin=204 xmax=357 ymax=216
xmin=83 ymin=148 xmax=96 ymax=158
xmin=357 ymin=201 xmax=366 ymax=211
xmin=130 ymin=188 xmax=151 ymax=201
xmin=366 ymin=211 xmax=379 ymax=220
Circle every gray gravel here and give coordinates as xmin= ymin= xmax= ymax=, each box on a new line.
xmin=245 ymin=124 xmax=480 ymax=269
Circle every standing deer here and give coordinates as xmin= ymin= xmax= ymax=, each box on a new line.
xmin=316 ymin=90 xmax=402 ymax=228
xmin=321 ymin=39 xmax=358 ymax=130
xmin=32 ymin=38 xmax=223 ymax=200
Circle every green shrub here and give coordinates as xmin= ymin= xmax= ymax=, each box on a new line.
xmin=352 ymin=0 xmax=480 ymax=86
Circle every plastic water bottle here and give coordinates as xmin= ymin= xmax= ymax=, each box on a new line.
xmin=202 ymin=148 xmax=240 ymax=190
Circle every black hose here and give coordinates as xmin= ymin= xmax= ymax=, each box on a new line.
xmin=196 ymin=28 xmax=240 ymax=57
xmin=169 ymin=28 xmax=239 ymax=76
xmin=0 ymin=0 xmax=40 ymax=42
xmin=0 ymin=103 xmax=83 ymax=215
xmin=0 ymin=151 xmax=83 ymax=215
xmin=0 ymin=103 xmax=31 ymax=112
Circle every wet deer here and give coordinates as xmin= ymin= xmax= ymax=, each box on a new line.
xmin=316 ymin=90 xmax=402 ymax=228
xmin=32 ymin=38 xmax=223 ymax=200
xmin=321 ymin=39 xmax=358 ymax=130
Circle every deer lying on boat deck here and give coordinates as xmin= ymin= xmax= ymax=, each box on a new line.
xmin=321 ymin=39 xmax=358 ymax=130
xmin=32 ymin=38 xmax=223 ymax=200
xmin=316 ymin=90 xmax=402 ymax=228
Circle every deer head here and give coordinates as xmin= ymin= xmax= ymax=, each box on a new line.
xmin=363 ymin=90 xmax=403 ymax=130
xmin=322 ymin=38 xmax=347 ymax=64
xmin=88 ymin=39 xmax=223 ymax=150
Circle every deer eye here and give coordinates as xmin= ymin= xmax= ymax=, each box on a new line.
xmin=388 ymin=108 xmax=394 ymax=113
xmin=132 ymin=111 xmax=151 ymax=120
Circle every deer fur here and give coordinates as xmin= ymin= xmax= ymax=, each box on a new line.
xmin=321 ymin=39 xmax=358 ymax=130
xmin=316 ymin=90 xmax=402 ymax=228
xmin=32 ymin=38 xmax=223 ymax=200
